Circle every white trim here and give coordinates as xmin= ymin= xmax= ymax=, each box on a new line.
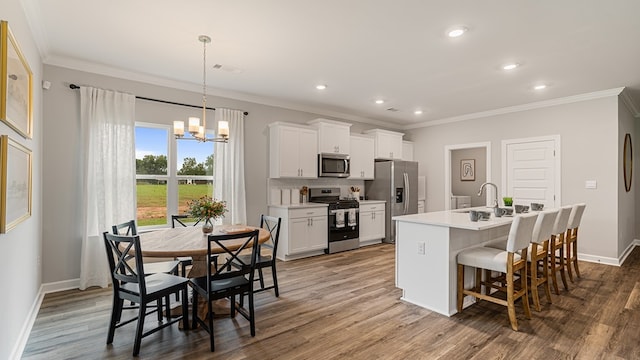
xmin=620 ymin=88 xmax=640 ymax=118
xmin=403 ymin=88 xmax=625 ymax=130
xmin=41 ymin=278 xmax=82 ymax=294
xmin=9 ymin=285 xmax=45 ymax=360
xmin=617 ymin=239 xmax=640 ymax=266
xmin=501 ymin=135 xmax=561 ymax=208
xmin=444 ymin=142 xmax=491 ymax=210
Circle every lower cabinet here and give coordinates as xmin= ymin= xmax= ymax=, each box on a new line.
xmin=269 ymin=205 xmax=328 ymax=261
xmin=359 ymin=202 xmax=385 ymax=246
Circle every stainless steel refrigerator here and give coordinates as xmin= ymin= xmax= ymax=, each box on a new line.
xmin=365 ymin=160 xmax=419 ymax=243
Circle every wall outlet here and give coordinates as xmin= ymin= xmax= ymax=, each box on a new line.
xmin=417 ymin=241 xmax=425 ymax=255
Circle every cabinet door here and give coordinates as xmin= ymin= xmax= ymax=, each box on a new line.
xmin=350 ymin=136 xmax=374 ymax=179
xmin=359 ymin=211 xmax=374 ymax=241
xmin=372 ymin=210 xmax=385 ymax=239
xmin=308 ymin=216 xmax=328 ymax=250
xmin=289 ymin=217 xmax=310 ymax=254
xmin=402 ymin=141 xmax=414 ymax=161
xmin=376 ymin=132 xmax=403 ymax=160
xmin=317 ymin=122 xmax=351 ymax=154
xmin=298 ymin=128 xmax=318 ymax=178
xmin=276 ymin=126 xmax=301 ymax=178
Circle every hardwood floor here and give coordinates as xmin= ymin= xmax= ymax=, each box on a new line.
xmin=23 ymin=244 xmax=640 ymax=359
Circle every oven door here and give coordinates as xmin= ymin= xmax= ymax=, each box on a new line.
xmin=328 ymin=209 xmax=359 ymax=242
xmin=319 ymin=153 xmax=350 ymax=178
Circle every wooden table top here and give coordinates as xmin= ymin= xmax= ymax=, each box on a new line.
xmin=138 ymin=225 xmax=270 ymax=258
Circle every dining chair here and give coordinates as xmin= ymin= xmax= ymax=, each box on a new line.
xmin=171 ymin=215 xmax=197 ymax=276
xmin=189 ymin=229 xmax=260 ymax=352
xmin=565 ymin=203 xmax=587 ymax=282
xmin=456 ymin=213 xmax=537 ymax=331
xmin=112 ymin=220 xmax=180 ymax=276
xmin=231 ymin=215 xmax=282 ymax=297
xmin=102 ymin=232 xmax=189 ymax=356
xmin=549 ymin=206 xmax=572 ymax=294
xmin=527 ymin=209 xmax=558 ymax=311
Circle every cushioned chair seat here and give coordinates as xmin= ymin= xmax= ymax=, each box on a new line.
xmin=457 ymin=246 xmax=521 ymax=273
xmin=485 ymin=241 xmax=545 ymax=262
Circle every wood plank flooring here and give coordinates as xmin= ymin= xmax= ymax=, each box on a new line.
xmin=22 ymin=244 xmax=640 ymax=359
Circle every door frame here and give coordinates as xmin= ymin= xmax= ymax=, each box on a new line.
xmin=444 ymin=141 xmax=492 ymax=210
xmin=501 ymin=135 xmax=561 ymax=208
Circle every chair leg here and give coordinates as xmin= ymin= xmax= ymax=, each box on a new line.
xmin=249 ymin=290 xmax=256 ymax=337
xmin=558 ymin=247 xmax=569 ymax=290
xmin=272 ymin=264 xmax=280 ymax=297
xmin=506 ymin=268 xmax=518 ymax=331
xmin=566 ymin=240 xmax=574 ymax=282
xmin=530 ymin=259 xmax=541 ymax=312
xmin=541 ymin=254 xmax=552 ymax=305
xmin=230 ymin=295 xmax=237 ymax=317
xmin=572 ymin=241 xmax=581 ymax=278
xmin=181 ymin=286 xmax=189 ymax=330
xmin=191 ymin=291 xmax=198 ymax=329
xmin=549 ymin=247 xmax=560 ymax=295
xmin=520 ymin=265 xmax=531 ymax=320
xmin=208 ymin=297 xmax=215 ymax=352
xmin=456 ymin=264 xmax=464 ymax=312
xmin=107 ymin=297 xmax=123 ymax=344
xmin=157 ymin=299 xmax=163 ymax=321
xmin=133 ymin=303 xmax=146 ymax=356
xmin=258 ymin=268 xmax=265 ymax=290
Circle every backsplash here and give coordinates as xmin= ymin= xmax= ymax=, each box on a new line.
xmin=268 ymin=178 xmax=366 ymax=205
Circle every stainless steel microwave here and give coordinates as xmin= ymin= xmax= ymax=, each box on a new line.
xmin=318 ymin=153 xmax=350 ymax=178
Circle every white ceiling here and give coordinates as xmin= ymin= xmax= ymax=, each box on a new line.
xmin=22 ymin=0 xmax=640 ymax=127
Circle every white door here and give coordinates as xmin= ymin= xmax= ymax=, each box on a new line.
xmin=503 ymin=137 xmax=560 ymax=208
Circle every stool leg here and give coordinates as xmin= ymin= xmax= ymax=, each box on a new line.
xmin=530 ymin=258 xmax=541 ymax=312
xmin=520 ymin=264 xmax=531 ymax=320
xmin=549 ymin=245 xmax=560 ymax=295
xmin=558 ymin=243 xmax=569 ymax=290
xmin=506 ymin=267 xmax=518 ymax=331
xmin=541 ymin=251 xmax=552 ymax=305
xmin=457 ymin=264 xmax=464 ymax=313
xmin=572 ymin=236 xmax=581 ymax=278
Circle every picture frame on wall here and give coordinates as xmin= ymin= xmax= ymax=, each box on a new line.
xmin=1 ymin=20 xmax=33 ymax=139
xmin=460 ymin=159 xmax=475 ymax=181
xmin=0 ymin=135 xmax=32 ymax=233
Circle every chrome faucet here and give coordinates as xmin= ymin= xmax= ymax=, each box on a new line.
xmin=477 ymin=182 xmax=499 ymax=208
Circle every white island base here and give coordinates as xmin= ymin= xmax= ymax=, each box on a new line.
xmin=394 ymin=210 xmax=513 ymax=316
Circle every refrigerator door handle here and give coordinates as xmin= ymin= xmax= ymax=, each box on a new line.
xmin=403 ymin=172 xmax=409 ymax=214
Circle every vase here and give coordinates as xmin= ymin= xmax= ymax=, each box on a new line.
xmin=202 ymin=218 xmax=214 ymax=234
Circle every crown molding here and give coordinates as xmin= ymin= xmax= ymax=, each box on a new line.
xmin=402 ymin=87 xmax=627 ymax=130
xmin=620 ymin=87 xmax=640 ymax=118
xmin=20 ymin=0 xmax=50 ymax=58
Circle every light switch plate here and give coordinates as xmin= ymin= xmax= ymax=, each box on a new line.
xmin=585 ymin=180 xmax=597 ymax=189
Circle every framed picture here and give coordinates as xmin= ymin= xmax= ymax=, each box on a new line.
xmin=1 ymin=20 xmax=33 ymax=139
xmin=460 ymin=159 xmax=475 ymax=181
xmin=0 ymin=135 xmax=32 ymax=233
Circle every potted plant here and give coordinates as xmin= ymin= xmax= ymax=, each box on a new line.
xmin=502 ymin=197 xmax=513 ymax=207
xmin=186 ymin=195 xmax=227 ymax=233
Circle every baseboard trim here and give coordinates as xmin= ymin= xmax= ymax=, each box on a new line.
xmin=9 ymin=285 xmax=45 ymax=360
xmin=577 ymin=241 xmax=639 ymax=267
xmin=41 ymin=278 xmax=81 ymax=294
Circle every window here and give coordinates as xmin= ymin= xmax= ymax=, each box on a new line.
xmin=135 ymin=123 xmax=214 ymax=228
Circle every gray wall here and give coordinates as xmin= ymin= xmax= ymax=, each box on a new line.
xmin=407 ymin=96 xmax=623 ymax=261
xmin=0 ymin=1 xmax=43 ymax=359
xmin=451 ymin=147 xmax=486 ymax=207
xmin=41 ymin=64 xmax=386 ymax=284
xmin=618 ymin=97 xmax=636 ymax=257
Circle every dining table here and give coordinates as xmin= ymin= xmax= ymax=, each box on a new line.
xmin=136 ymin=224 xmax=270 ymax=324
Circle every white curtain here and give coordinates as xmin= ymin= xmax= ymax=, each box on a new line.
xmin=79 ymin=86 xmax=136 ymax=290
xmin=214 ymin=108 xmax=247 ymax=225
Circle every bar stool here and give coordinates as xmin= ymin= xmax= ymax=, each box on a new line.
xmin=549 ymin=205 xmax=572 ymax=294
xmin=456 ymin=213 xmax=537 ymax=331
xmin=528 ymin=209 xmax=558 ymax=311
xmin=565 ymin=203 xmax=586 ymax=282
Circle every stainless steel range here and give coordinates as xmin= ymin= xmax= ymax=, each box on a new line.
xmin=309 ymin=187 xmax=360 ymax=254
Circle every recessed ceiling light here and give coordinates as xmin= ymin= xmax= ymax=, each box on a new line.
xmin=502 ymin=63 xmax=519 ymax=71
xmin=375 ymin=99 xmax=385 ymax=104
xmin=315 ymin=84 xmax=327 ymax=90
xmin=414 ymin=110 xmax=423 ymax=115
xmin=534 ymin=84 xmax=547 ymax=90
xmin=448 ymin=26 xmax=468 ymax=38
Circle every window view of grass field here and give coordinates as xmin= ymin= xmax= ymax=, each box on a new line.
xmin=136 ymin=125 xmax=215 ymax=226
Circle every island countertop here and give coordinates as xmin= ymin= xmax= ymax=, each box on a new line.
xmin=392 ymin=207 xmax=515 ymax=230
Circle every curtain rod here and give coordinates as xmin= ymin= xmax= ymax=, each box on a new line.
xmin=68 ymin=84 xmax=249 ymax=116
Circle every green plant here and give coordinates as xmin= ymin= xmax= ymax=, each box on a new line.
xmin=186 ymin=195 xmax=227 ymax=220
xmin=503 ymin=197 xmax=513 ymax=206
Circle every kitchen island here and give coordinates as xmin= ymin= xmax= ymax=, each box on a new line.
xmin=393 ymin=208 xmax=515 ymax=316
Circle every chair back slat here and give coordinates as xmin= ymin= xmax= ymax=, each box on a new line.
xmin=260 ymin=215 xmax=282 ymax=254
xmin=103 ymin=232 xmax=147 ymax=295
xmin=506 ymin=213 xmax=538 ymax=253
xmin=206 ymin=230 xmax=260 ymax=287
xmin=112 ymin=220 xmax=137 ymax=236
xmin=567 ymin=203 xmax=586 ymax=230
xmin=532 ymin=210 xmax=559 ymax=244
xmin=171 ymin=214 xmax=202 ymax=228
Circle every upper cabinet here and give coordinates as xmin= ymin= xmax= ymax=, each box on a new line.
xmin=308 ymin=119 xmax=352 ymax=154
xmin=350 ymin=135 xmax=375 ymax=179
xmin=269 ymin=122 xmax=318 ymax=179
xmin=363 ymin=129 xmax=404 ymax=160
xmin=402 ymin=141 xmax=414 ymax=161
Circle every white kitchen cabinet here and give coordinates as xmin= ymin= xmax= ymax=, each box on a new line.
xmin=269 ymin=205 xmax=328 ymax=261
xmin=402 ymin=141 xmax=414 ymax=161
xmin=269 ymin=122 xmax=318 ymax=178
xmin=349 ymin=135 xmax=375 ymax=179
xmin=418 ymin=200 xmax=425 ymax=213
xmin=308 ymin=119 xmax=352 ymax=154
xmin=359 ymin=202 xmax=385 ymax=246
xmin=363 ymin=129 xmax=404 ymax=160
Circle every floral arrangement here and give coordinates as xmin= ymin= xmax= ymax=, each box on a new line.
xmin=186 ymin=195 xmax=227 ymax=220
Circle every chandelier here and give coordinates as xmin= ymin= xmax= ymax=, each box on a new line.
xmin=173 ymin=35 xmax=229 ymax=143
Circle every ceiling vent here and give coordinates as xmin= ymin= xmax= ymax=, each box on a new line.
xmin=386 ymin=107 xmax=399 ymax=112
xmin=212 ymin=64 xmax=243 ymax=74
